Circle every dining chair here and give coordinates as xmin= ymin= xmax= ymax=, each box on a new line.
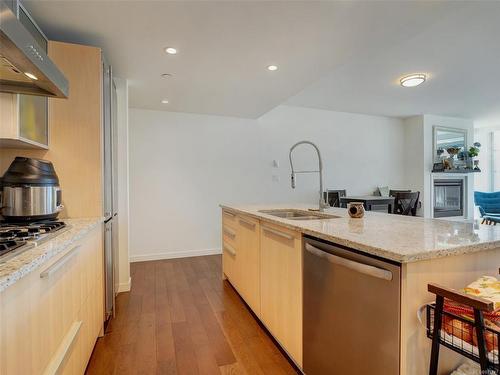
xmin=393 ymin=191 xmax=420 ymax=216
xmin=389 ymin=189 xmax=411 ymax=197
xmin=324 ymin=189 xmax=346 ymax=207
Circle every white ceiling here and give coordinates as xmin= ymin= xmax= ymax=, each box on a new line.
xmin=286 ymin=2 xmax=500 ymax=123
xmin=23 ymin=1 xmax=500 ymax=122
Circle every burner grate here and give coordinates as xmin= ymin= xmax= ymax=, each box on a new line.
xmin=0 ymin=220 xmax=66 ymax=259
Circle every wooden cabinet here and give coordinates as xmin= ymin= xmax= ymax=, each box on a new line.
xmin=220 ymin=210 xmax=302 ymax=367
xmin=222 ymin=211 xmax=261 ymax=316
xmin=260 ymin=222 xmax=302 ymax=367
xmin=236 ymin=215 xmax=261 ymax=316
xmin=0 ymin=93 xmax=49 ymax=149
xmin=0 ymin=225 xmax=104 ymax=375
xmin=222 ymin=210 xmax=238 ymax=286
xmin=0 ymin=41 xmax=104 ymax=219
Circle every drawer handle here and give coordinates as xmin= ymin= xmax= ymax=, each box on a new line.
xmin=40 ymin=245 xmax=81 ymax=279
xmin=305 ymin=243 xmax=393 ymax=281
xmin=239 ymin=218 xmax=256 ymax=229
xmin=224 ymin=243 xmax=236 ymax=257
xmin=224 ymin=211 xmax=236 ymax=218
xmin=43 ymin=321 xmax=82 ymax=375
xmin=262 ymin=226 xmax=294 ymax=241
xmin=223 ymin=227 xmax=236 ymax=238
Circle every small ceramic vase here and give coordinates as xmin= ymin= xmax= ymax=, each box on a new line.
xmin=348 ymin=202 xmax=365 ymax=218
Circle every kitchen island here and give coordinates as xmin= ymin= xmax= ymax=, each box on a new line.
xmin=220 ymin=204 xmax=500 ymax=375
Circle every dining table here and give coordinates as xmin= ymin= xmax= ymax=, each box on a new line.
xmin=340 ymin=195 xmax=395 ymax=213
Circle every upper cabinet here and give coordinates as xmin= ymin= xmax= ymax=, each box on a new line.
xmin=0 ymin=92 xmax=48 ymax=149
xmin=0 ymin=1 xmax=49 ymax=149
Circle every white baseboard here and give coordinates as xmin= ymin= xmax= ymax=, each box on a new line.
xmin=115 ymin=276 xmax=131 ymax=293
xmin=130 ymin=248 xmax=222 ymax=263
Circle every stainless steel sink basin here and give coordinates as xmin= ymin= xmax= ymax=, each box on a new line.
xmin=258 ymin=209 xmax=340 ymax=220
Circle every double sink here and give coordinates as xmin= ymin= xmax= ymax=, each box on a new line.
xmin=258 ymin=209 xmax=340 ymax=221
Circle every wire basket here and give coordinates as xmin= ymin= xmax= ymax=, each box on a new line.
xmin=427 ymin=303 xmax=500 ymax=373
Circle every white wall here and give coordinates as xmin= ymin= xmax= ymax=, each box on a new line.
xmin=257 ymin=105 xmax=407 ymax=202
xmin=474 ymin=125 xmax=500 ymax=193
xmin=128 ymin=110 xmax=267 ymax=261
xmin=128 ymin=105 xmax=406 ymax=261
xmin=403 ymin=116 xmax=425 ymax=205
xmin=114 ymin=77 xmax=131 ymax=292
xmin=404 ymin=115 xmax=474 ymax=218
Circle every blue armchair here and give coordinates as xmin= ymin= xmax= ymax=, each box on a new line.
xmin=474 ymin=191 xmax=500 ymax=218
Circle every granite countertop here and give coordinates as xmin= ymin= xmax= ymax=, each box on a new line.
xmin=220 ymin=204 xmax=500 ymax=263
xmin=0 ymin=217 xmax=104 ymax=292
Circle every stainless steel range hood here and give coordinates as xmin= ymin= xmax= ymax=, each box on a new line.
xmin=0 ymin=0 xmax=68 ymax=98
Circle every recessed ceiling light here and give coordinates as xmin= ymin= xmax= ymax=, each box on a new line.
xmin=400 ymin=73 xmax=426 ymax=87
xmin=267 ymin=65 xmax=278 ymax=71
xmin=164 ymin=47 xmax=177 ymax=55
xmin=161 ymin=99 xmax=169 ymax=104
xmin=24 ymin=72 xmax=38 ymax=80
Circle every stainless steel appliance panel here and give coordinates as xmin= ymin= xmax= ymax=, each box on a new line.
xmin=1 ymin=185 xmax=62 ymax=218
xmin=102 ymin=59 xmax=117 ymax=320
xmin=104 ymin=218 xmax=114 ymax=319
xmin=111 ymin=76 xmax=118 ymax=216
xmin=102 ymin=60 xmax=112 ymax=220
xmin=303 ymin=237 xmax=400 ymax=375
xmin=0 ymin=0 xmax=68 ymax=97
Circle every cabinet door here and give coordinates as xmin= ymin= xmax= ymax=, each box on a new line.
xmin=237 ymin=215 xmax=261 ymax=316
xmin=18 ymin=95 xmax=48 ymax=146
xmin=0 ymin=226 xmax=104 ymax=375
xmin=222 ymin=227 xmax=238 ymax=285
xmin=260 ymin=223 xmax=302 ymax=367
xmin=18 ymin=3 xmax=49 ymax=147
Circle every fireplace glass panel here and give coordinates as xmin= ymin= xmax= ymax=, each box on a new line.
xmin=434 ymin=179 xmax=464 ymax=217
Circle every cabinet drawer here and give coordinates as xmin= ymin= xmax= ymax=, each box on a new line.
xmin=222 ymin=240 xmax=237 ymax=282
xmin=222 ymin=225 xmax=238 ymax=245
xmin=222 ymin=210 xmax=238 ymax=229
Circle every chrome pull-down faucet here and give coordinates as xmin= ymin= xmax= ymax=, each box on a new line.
xmin=289 ymin=140 xmax=329 ymax=212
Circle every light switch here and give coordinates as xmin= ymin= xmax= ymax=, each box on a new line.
xmin=272 ymin=160 xmax=280 ymax=168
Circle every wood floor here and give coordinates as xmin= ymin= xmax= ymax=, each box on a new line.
xmin=85 ymin=255 xmax=298 ymax=375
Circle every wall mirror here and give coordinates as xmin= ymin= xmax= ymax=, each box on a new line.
xmin=433 ymin=126 xmax=468 ymax=163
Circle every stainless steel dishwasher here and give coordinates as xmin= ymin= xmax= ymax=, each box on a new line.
xmin=303 ymin=236 xmax=401 ymax=375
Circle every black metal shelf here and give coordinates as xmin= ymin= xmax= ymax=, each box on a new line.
xmin=427 ymin=303 xmax=499 ymax=373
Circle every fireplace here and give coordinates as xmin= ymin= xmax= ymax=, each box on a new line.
xmin=433 ymin=179 xmax=464 ymax=218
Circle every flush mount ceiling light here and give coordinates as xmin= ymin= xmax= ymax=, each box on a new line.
xmin=161 ymin=73 xmax=172 ymax=78
xmin=267 ymin=65 xmax=278 ymax=71
xmin=161 ymin=99 xmax=169 ymax=104
xmin=164 ymin=47 xmax=177 ymax=55
xmin=400 ymin=73 xmax=426 ymax=87
xmin=24 ymin=72 xmax=38 ymax=80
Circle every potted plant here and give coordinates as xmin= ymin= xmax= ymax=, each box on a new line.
xmin=468 ymin=142 xmax=481 ymax=170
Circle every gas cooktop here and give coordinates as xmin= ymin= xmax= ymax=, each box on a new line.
xmin=0 ymin=221 xmax=69 ymax=261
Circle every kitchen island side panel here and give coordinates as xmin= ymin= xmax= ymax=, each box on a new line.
xmin=400 ymin=247 xmax=500 ymax=375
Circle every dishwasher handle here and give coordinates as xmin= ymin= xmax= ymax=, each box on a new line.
xmin=304 ymin=243 xmax=393 ymax=281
